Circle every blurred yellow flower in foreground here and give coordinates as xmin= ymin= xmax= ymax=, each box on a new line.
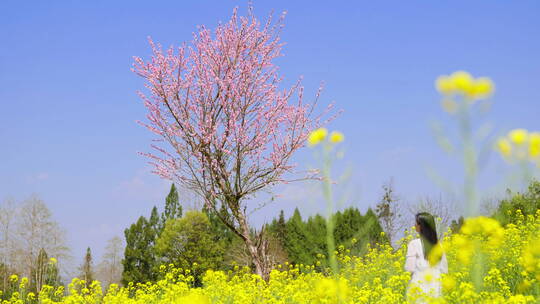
xmin=428 ymin=243 xmax=445 ymax=266
xmin=509 ymin=129 xmax=529 ymax=145
xmin=315 ymin=277 xmax=350 ymax=302
xmin=442 ymin=275 xmax=456 ymax=292
xmin=471 ymin=77 xmax=494 ymax=98
xmin=435 ymin=76 xmax=456 ymax=95
xmin=329 ymin=131 xmax=344 ymax=143
xmin=451 ymin=71 xmax=474 ymax=92
xmin=177 ymin=294 xmax=210 ymax=304
xmin=308 ymin=128 xmax=344 ymax=147
xmin=435 ymin=71 xmax=494 ymax=100
xmin=529 ymin=132 xmax=540 ymax=158
xmin=461 ymin=216 xmax=504 ymax=246
xmin=522 ymin=238 xmax=540 ymax=280
xmin=50 ymin=257 xmax=57 ymax=264
xmin=308 ymin=128 xmax=328 ymax=146
xmin=495 ymin=128 xmax=540 ymax=164
xmin=496 ymin=138 xmax=512 ymax=157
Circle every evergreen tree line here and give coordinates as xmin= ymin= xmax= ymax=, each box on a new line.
xmin=121 ymin=184 xmax=387 ymax=286
xmin=266 ymin=208 xmax=387 ymax=267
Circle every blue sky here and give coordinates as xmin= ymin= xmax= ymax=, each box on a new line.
xmin=1 ymin=1 xmax=539 ymax=267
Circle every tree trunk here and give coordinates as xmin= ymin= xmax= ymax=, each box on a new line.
xmin=238 ymin=215 xmax=271 ymax=281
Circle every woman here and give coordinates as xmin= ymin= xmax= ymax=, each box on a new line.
xmin=405 ymin=212 xmax=448 ymax=301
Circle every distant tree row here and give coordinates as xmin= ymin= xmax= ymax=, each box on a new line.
xmin=0 ymin=196 xmax=124 ymax=300
xmin=121 ymin=184 xmax=388 ymax=285
xmin=3 ymin=179 xmax=536 ymax=298
xmin=0 ymin=196 xmax=68 ymax=298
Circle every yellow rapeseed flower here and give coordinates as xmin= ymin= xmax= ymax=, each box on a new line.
xmin=49 ymin=257 xmax=57 ymax=264
xmin=496 ymin=138 xmax=512 ymax=157
xmin=19 ymin=277 xmax=28 ymax=289
xmin=461 ymin=216 xmax=504 ymax=246
xmin=471 ymin=77 xmax=494 ymax=98
xmin=508 ymin=129 xmax=529 ymax=145
xmin=435 ymin=76 xmax=456 ymax=95
xmin=442 ymin=275 xmax=456 ymax=292
xmin=329 ymin=131 xmax=344 ymax=143
xmin=315 ymin=278 xmax=350 ymax=302
xmin=436 ymin=71 xmax=494 ymax=100
xmin=508 ymin=294 xmax=535 ymax=303
xmin=529 ymin=132 xmax=540 ymax=158
xmin=177 ymin=293 xmax=211 ymax=304
xmin=450 ymin=71 xmax=474 ymax=95
xmin=522 ymin=238 xmax=540 ymax=280
xmin=9 ymin=274 xmax=18 ymax=283
xmin=428 ymin=243 xmax=444 ymax=266
xmin=308 ymin=128 xmax=328 ymax=147
xmin=26 ymin=292 xmax=35 ymax=301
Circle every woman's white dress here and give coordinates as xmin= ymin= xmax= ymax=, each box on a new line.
xmin=405 ymin=238 xmax=448 ymax=299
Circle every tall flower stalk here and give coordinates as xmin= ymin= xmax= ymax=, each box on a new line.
xmin=308 ymin=128 xmax=344 ymax=274
xmin=434 ymin=71 xmax=495 ymax=217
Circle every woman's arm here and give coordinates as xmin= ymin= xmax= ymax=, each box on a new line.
xmin=405 ymin=240 xmax=417 ymax=273
xmin=439 ymin=253 xmax=448 ymax=274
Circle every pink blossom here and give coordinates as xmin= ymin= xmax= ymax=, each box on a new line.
xmin=134 ymin=7 xmax=332 ymax=207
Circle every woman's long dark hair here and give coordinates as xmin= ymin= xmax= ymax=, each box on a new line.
xmin=416 ymin=212 xmax=438 ymax=260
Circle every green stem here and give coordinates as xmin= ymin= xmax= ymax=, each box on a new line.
xmin=322 ymin=144 xmax=338 ymax=274
xmin=459 ymin=103 xmax=478 ymax=217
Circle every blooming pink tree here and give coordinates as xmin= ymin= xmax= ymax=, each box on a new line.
xmin=133 ymin=7 xmax=328 ymax=279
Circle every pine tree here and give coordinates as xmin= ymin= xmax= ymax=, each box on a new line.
xmin=160 ymin=184 xmax=182 ymax=231
xmin=79 ymin=247 xmax=94 ymax=285
xmin=276 ymin=210 xmax=287 ymax=242
xmin=267 ymin=210 xmax=287 ymax=247
xmin=272 ymin=207 xmax=386 ymax=264
xmin=122 ymin=185 xmax=187 ymax=285
xmin=147 ymin=206 xmax=161 ymax=275
xmin=334 ymin=208 xmax=364 ymax=245
xmin=123 ymin=214 xmax=157 ymax=284
xmin=305 ymin=214 xmax=327 ymax=259
xmin=363 ymin=208 xmax=388 ymax=245
xmin=284 ymin=208 xmax=311 ymax=265
xmin=148 ymin=206 xmax=160 ymax=240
